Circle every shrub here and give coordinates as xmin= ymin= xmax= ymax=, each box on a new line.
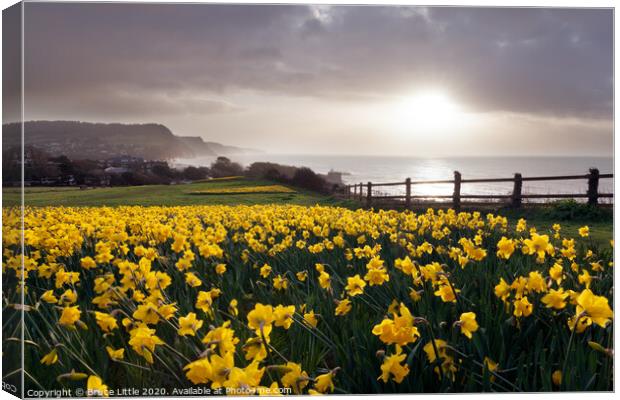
xmin=245 ymin=162 xmax=297 ymax=180
xmin=151 ymin=164 xmax=178 ymax=179
xmin=292 ymin=167 xmax=328 ymax=193
xmin=544 ymin=199 xmax=609 ymax=221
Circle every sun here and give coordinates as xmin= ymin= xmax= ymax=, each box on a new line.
xmin=392 ymin=90 xmax=464 ymax=134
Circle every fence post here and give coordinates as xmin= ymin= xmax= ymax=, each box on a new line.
xmin=512 ymin=173 xmax=522 ymax=208
xmin=587 ymin=168 xmax=600 ymax=206
xmin=359 ymin=183 xmax=363 ymax=202
xmin=405 ymin=178 xmax=411 ymax=209
xmin=453 ymin=171 xmax=461 ymax=211
xmin=367 ymin=182 xmax=372 ymax=207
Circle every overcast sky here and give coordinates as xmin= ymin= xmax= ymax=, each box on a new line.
xmin=9 ymin=3 xmax=614 ymax=156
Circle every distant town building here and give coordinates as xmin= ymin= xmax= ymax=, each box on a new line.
xmin=144 ymin=160 xmax=168 ymax=173
xmin=106 ymin=156 xmax=144 ymax=169
xmin=323 ymin=170 xmax=344 ymax=185
xmin=104 ymin=167 xmax=130 ymax=175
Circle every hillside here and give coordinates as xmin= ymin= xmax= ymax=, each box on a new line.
xmin=2 ymin=120 xmax=255 ymax=160
xmin=177 ymin=136 xmax=216 ymax=156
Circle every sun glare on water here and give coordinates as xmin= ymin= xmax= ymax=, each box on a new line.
xmin=392 ymin=90 xmax=466 ymax=135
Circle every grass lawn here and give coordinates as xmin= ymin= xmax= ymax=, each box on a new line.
xmin=500 ymin=206 xmax=613 ymax=246
xmin=3 ymin=179 xmax=611 ymax=245
xmin=2 ymin=178 xmax=337 ymax=207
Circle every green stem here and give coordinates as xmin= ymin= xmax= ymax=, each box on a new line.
xmin=561 ymin=313 xmax=583 ymax=389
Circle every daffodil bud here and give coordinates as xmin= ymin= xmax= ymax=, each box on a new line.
xmin=588 ymin=341 xmax=613 ymax=357
xmin=57 ymin=370 xmax=88 ymax=382
xmin=552 ymin=370 xmax=562 ymax=386
xmin=588 ymin=341 xmax=606 ymax=353
xmin=266 ymin=365 xmax=293 ymax=374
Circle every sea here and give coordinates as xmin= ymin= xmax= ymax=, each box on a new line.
xmin=174 ymin=155 xmax=614 ymax=200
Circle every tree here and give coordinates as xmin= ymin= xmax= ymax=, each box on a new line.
xmin=2 ymin=147 xmax=23 ymax=183
xmin=182 ymin=166 xmax=209 ymax=181
xmin=50 ymin=155 xmax=74 ymax=176
xmin=23 ymin=147 xmax=60 ymax=181
xmin=210 ymin=156 xmax=243 ymax=178
xmin=264 ymin=168 xmax=285 ymax=182
xmin=245 ymin=162 xmax=296 ymax=180
xmin=292 ymin=167 xmax=327 ymax=193
xmin=71 ymin=159 xmax=102 ymax=185
xmin=151 ymin=164 xmax=176 ymax=179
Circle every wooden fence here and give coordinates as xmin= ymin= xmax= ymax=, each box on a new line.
xmin=342 ymin=168 xmax=613 ymax=210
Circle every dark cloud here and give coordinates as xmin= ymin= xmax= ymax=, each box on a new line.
xmin=21 ymin=3 xmax=612 ymax=121
xmin=2 ymin=2 xmax=22 ymax=122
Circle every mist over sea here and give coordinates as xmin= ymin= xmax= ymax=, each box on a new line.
xmin=175 ymin=155 xmax=613 ymax=198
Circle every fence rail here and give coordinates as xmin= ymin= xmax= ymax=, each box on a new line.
xmin=342 ymin=168 xmax=613 ymax=210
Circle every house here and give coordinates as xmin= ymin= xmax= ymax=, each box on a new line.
xmin=323 ymin=170 xmax=344 ymax=185
xmin=104 ymin=167 xmax=130 ymax=175
xmin=144 ymin=160 xmax=168 ymax=173
xmin=105 ymin=156 xmax=144 ymax=169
